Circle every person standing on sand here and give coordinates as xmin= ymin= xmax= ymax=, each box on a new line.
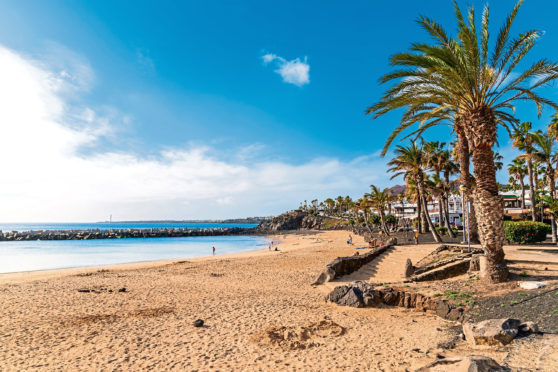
xmin=212 ymin=246 xmax=215 ymax=255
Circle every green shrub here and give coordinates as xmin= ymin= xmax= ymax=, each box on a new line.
xmin=435 ymin=226 xmax=458 ymax=236
xmin=504 ymin=221 xmax=551 ymax=244
xmin=435 ymin=226 xmax=448 ymax=235
xmin=369 ymin=214 xmax=381 ymax=226
xmin=385 ymin=214 xmax=397 ymax=224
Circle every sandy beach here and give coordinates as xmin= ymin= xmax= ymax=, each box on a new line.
xmin=0 ymin=230 xmax=454 ymax=371
xmin=0 ymin=230 xmax=555 ymax=371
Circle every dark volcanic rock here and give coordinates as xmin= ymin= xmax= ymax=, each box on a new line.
xmin=415 ymin=355 xmax=509 ymax=371
xmin=193 ymin=319 xmax=204 ymax=327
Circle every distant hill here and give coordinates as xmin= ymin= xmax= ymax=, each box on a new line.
xmin=387 ymin=184 xmax=407 ymax=196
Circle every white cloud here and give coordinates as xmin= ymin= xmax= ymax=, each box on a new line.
xmin=262 ymin=52 xmax=310 ymax=87
xmin=0 ymin=45 xmax=383 ymax=222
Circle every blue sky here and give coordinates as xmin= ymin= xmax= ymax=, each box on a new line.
xmin=0 ymin=0 xmax=556 ymax=221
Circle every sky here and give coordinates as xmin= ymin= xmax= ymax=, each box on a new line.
xmin=0 ymin=0 xmax=557 ymax=222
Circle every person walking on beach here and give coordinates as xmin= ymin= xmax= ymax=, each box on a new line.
xmin=212 ymin=246 xmax=215 ymax=255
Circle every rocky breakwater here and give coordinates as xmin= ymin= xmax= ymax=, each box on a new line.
xmin=0 ymin=227 xmax=253 ymax=241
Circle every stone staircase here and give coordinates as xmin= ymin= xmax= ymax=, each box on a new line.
xmin=322 ymin=245 xmax=437 ymax=292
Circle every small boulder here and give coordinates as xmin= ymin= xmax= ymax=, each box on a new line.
xmin=193 ymin=319 xmax=204 ymax=327
xmin=337 ymin=287 xmax=364 ymax=308
xmin=312 ymin=267 xmax=336 ymax=285
xmin=518 ymin=281 xmax=547 ymax=290
xmin=325 ymin=285 xmax=350 ymax=303
xmin=404 ymin=258 xmax=414 ymax=277
xmin=415 ymin=355 xmax=509 ymax=371
xmin=518 ymin=321 xmax=539 ymax=334
xmin=463 ymin=318 xmax=521 ymax=346
xmin=118 ymin=287 xmax=127 ymax=293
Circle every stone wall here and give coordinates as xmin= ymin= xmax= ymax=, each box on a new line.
xmin=325 ymin=282 xmax=464 ymax=322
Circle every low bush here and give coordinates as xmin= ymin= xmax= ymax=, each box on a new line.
xmin=504 ymin=221 xmax=551 ymax=244
xmin=435 ymin=226 xmax=458 ymax=236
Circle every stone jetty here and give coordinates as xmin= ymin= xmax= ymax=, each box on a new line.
xmin=0 ymin=227 xmax=255 ymax=241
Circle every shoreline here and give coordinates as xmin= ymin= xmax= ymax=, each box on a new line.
xmin=0 ymin=233 xmax=293 ymax=284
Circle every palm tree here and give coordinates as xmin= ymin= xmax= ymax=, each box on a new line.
xmin=425 ymin=142 xmax=458 ymax=238
xmin=548 ymin=112 xmax=558 ymax=139
xmin=493 ymin=151 xmax=504 ymax=172
xmin=367 ymin=1 xmax=558 ymax=282
xmin=531 ymin=131 xmax=558 ymax=242
xmin=507 ymin=157 xmax=528 ymax=209
xmin=450 ymin=137 xmax=480 ymax=243
xmin=335 ymin=196 xmax=344 ymax=215
xmin=367 ymin=185 xmax=392 ymax=234
xmin=324 ymin=198 xmax=335 ymax=214
xmin=513 ymin=122 xmax=537 ymax=221
xmin=405 ymin=177 xmax=422 ymax=232
xmin=387 ymin=143 xmax=442 ymax=242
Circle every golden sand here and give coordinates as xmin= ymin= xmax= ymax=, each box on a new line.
xmin=0 ymin=231 xmax=552 ymax=371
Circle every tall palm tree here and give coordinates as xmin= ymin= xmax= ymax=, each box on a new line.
xmin=324 ymin=198 xmax=335 ymax=214
xmin=512 ymin=122 xmax=537 ymax=221
xmin=367 ymin=185 xmax=392 ymax=234
xmin=531 ymin=131 xmax=558 ymax=242
xmin=507 ymin=157 xmax=528 ymax=209
xmin=405 ymin=177 xmax=422 ymax=232
xmin=367 ymin=1 xmax=558 ymax=282
xmin=387 ymin=143 xmax=442 ymax=242
xmin=450 ymin=136 xmax=480 ymax=243
xmin=425 ymin=142 xmax=458 ymax=237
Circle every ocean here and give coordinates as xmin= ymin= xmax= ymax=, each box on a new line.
xmin=0 ymin=222 xmax=258 ymax=232
xmin=0 ymin=223 xmax=268 ymax=273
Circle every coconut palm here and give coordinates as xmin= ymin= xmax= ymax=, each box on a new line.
xmin=367 ymin=185 xmax=392 ymax=234
xmin=387 ymin=143 xmax=442 ymax=242
xmin=512 ymin=122 xmax=538 ymax=221
xmin=367 ymin=1 xmax=558 ymax=282
xmin=507 ymin=157 xmax=528 ymax=209
xmin=531 ymin=131 xmax=558 ymax=243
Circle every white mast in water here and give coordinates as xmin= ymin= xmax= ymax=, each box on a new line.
xmin=109 ymin=214 xmax=112 ymax=223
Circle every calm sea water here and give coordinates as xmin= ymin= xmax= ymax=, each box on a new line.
xmin=0 ymin=222 xmax=258 ymax=232
xmin=0 ymin=235 xmax=270 ymax=273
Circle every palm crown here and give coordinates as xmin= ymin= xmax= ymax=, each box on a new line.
xmin=368 ymin=0 xmax=558 ymax=155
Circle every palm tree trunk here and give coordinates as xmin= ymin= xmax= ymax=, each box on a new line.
xmin=519 ymin=177 xmax=526 ymax=210
xmin=468 ymin=122 xmax=508 ymax=283
xmin=379 ymin=211 xmax=389 ymax=235
xmin=419 ymin=197 xmax=429 ymax=233
xmin=527 ymin=159 xmax=536 ymax=221
xmin=439 ymin=196 xmax=445 ymax=229
xmin=547 ymin=170 xmax=557 ymax=244
xmin=363 ymin=210 xmax=373 ymax=234
xmin=416 ymin=174 xmax=442 ymax=243
xmin=417 ymin=196 xmax=424 ymax=234
xmin=456 ymin=127 xmax=480 ymax=243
